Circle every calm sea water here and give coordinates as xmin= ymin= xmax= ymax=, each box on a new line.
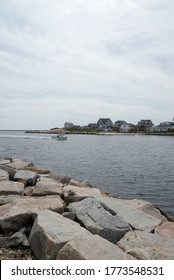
xmin=0 ymin=130 xmax=174 ymax=220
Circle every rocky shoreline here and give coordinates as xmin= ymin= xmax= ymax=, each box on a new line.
xmin=0 ymin=157 xmax=174 ymax=260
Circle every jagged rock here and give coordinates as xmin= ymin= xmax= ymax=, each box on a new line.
xmin=0 ymin=165 xmax=16 ymax=180
xmin=120 ymin=199 xmax=167 ymax=222
xmin=0 ymin=195 xmax=21 ymax=206
xmin=14 ymin=170 xmax=38 ymax=186
xmin=0 ymin=159 xmax=12 ymax=165
xmin=117 ymin=230 xmax=174 ymax=260
xmin=29 ymin=210 xmax=91 ymax=259
xmin=95 ymin=195 xmax=162 ymax=232
xmin=6 ymin=231 xmax=29 ymax=248
xmin=57 ymin=234 xmax=136 ymax=260
xmin=68 ymin=197 xmax=130 ymax=243
xmin=61 ymin=212 xmax=76 ymax=221
xmin=24 ymin=166 xmax=50 ymax=175
xmin=0 ymin=196 xmax=64 ymax=233
xmin=24 ymin=187 xmax=34 ymax=196
xmin=49 ymin=173 xmax=72 ymax=185
xmin=155 ymin=222 xmax=174 ymax=241
xmin=0 ymin=169 xmax=9 ymax=181
xmin=32 ymin=177 xmax=63 ymax=196
xmin=0 ymin=181 xmax=25 ymax=195
xmin=63 ymin=185 xmax=101 ymax=203
xmin=69 ymin=179 xmax=89 ymax=188
xmin=6 ymin=158 xmax=29 ymax=169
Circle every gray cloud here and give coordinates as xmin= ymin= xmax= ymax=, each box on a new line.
xmin=0 ymin=0 xmax=174 ymax=129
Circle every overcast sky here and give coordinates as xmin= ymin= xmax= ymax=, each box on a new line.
xmin=0 ymin=0 xmax=174 ymax=129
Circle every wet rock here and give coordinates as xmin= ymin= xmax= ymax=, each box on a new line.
xmin=0 ymin=196 xmax=64 ymax=233
xmin=57 ymin=234 xmax=136 ymax=260
xmin=68 ymin=197 xmax=130 ymax=243
xmin=63 ymin=185 xmax=101 ymax=203
xmin=0 ymin=181 xmax=25 ymax=195
xmin=32 ymin=177 xmax=63 ymax=196
xmin=117 ymin=230 xmax=174 ymax=260
xmin=14 ymin=170 xmax=38 ymax=186
xmin=29 ymin=210 xmax=90 ymax=259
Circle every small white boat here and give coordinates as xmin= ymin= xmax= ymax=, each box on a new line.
xmin=52 ymin=133 xmax=67 ymax=140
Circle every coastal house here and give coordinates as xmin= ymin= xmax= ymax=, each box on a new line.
xmin=119 ymin=123 xmax=135 ymax=133
xmin=97 ymin=118 xmax=113 ymax=131
xmin=153 ymin=121 xmax=174 ymax=132
xmin=64 ymin=122 xmax=74 ymax=129
xmin=87 ymin=123 xmax=98 ymax=130
xmin=137 ymin=119 xmax=154 ymax=132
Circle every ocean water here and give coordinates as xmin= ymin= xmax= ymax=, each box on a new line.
xmin=0 ymin=130 xmax=174 ymax=220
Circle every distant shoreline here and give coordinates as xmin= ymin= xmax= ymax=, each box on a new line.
xmin=24 ymin=130 xmax=174 ymax=136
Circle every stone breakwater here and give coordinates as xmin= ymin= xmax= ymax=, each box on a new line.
xmin=0 ymin=157 xmax=174 ymax=260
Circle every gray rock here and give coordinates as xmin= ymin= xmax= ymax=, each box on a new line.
xmin=63 ymin=185 xmax=101 ymax=203
xmin=57 ymin=234 xmax=136 ymax=260
xmin=61 ymin=212 xmax=76 ymax=221
xmin=68 ymin=197 xmax=130 ymax=243
xmin=117 ymin=230 xmax=174 ymax=260
xmin=32 ymin=177 xmax=63 ymax=196
xmin=49 ymin=173 xmax=72 ymax=185
xmin=119 ymin=198 xmax=167 ymax=222
xmin=29 ymin=210 xmax=91 ymax=259
xmin=6 ymin=231 xmax=29 ymax=248
xmin=95 ymin=195 xmax=162 ymax=232
xmin=6 ymin=158 xmax=29 ymax=169
xmin=0 ymin=165 xmax=16 ymax=180
xmin=0 ymin=169 xmax=9 ymax=181
xmin=14 ymin=170 xmax=38 ymax=186
xmin=0 ymin=196 xmax=64 ymax=233
xmin=0 ymin=195 xmax=21 ymax=206
xmin=0 ymin=181 xmax=25 ymax=195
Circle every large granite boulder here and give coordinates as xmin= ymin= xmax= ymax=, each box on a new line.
xmin=32 ymin=177 xmax=63 ymax=196
xmin=14 ymin=170 xmax=38 ymax=186
xmin=155 ymin=222 xmax=174 ymax=241
xmin=63 ymin=185 xmax=101 ymax=203
xmin=95 ymin=195 xmax=162 ymax=232
xmin=6 ymin=158 xmax=29 ymax=169
xmin=119 ymin=198 xmax=167 ymax=222
xmin=0 ymin=196 xmax=64 ymax=233
xmin=0 ymin=181 xmax=24 ymax=195
xmin=0 ymin=169 xmax=9 ymax=181
xmin=117 ymin=230 xmax=174 ymax=259
xmin=68 ymin=197 xmax=130 ymax=243
xmin=29 ymin=210 xmax=91 ymax=259
xmin=57 ymin=234 xmax=136 ymax=260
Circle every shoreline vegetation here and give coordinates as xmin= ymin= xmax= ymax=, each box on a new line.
xmin=24 ymin=129 xmax=174 ymax=136
xmin=0 ymin=157 xmax=174 ymax=260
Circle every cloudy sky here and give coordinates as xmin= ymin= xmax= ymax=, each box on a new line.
xmin=0 ymin=0 xmax=174 ymax=129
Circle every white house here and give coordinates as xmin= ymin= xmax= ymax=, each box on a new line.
xmin=119 ymin=123 xmax=135 ymax=133
xmin=153 ymin=121 xmax=174 ymax=132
